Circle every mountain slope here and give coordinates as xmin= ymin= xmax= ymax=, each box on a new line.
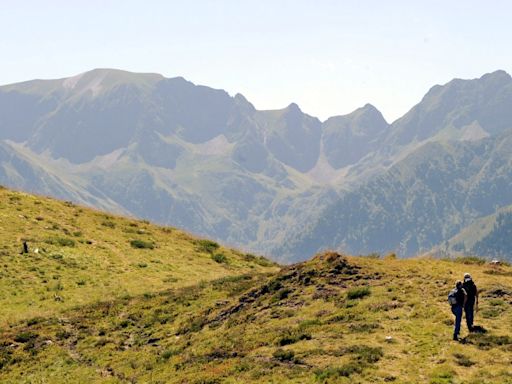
xmin=1 ymin=69 xmax=512 ymax=262
xmin=1 ymin=251 xmax=511 ymax=383
xmin=0 ymin=186 xmax=277 ymax=325
xmin=274 ymin=130 xmax=512 ymax=261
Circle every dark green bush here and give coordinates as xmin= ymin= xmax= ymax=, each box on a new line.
xmin=453 ymin=353 xmax=475 ymax=367
xmin=347 ymin=286 xmax=371 ymax=300
xmin=211 ymin=253 xmax=228 ymax=264
xmin=101 ymin=220 xmax=116 ymax=228
xmin=315 ymin=362 xmax=365 ymax=381
xmin=273 ymin=348 xmax=296 ymax=362
xmin=277 ymin=329 xmax=312 ymax=346
xmin=45 ymin=237 xmax=75 ymax=247
xmin=14 ymin=332 xmax=38 ymax=343
xmin=130 ymin=240 xmax=155 ymax=249
xmin=452 ymin=256 xmax=486 ymax=265
xmin=195 ymin=239 xmax=220 ymax=254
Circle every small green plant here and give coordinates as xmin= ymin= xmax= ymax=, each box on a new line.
xmin=347 ymin=286 xmax=371 ymax=300
xmin=195 ymin=239 xmax=220 ymax=254
xmin=45 ymin=237 xmax=76 ymax=247
xmin=273 ymin=348 xmax=296 ymax=362
xmin=161 ymin=348 xmax=180 ymax=360
xmin=14 ymin=332 xmax=38 ymax=343
xmin=130 ymin=240 xmax=155 ymax=249
xmin=211 ymin=253 xmax=228 ymax=264
xmin=453 ymin=353 xmax=475 ymax=367
xmin=429 ymin=366 xmax=455 ymax=384
xmin=452 ymin=256 xmax=486 ymax=265
xmin=277 ymin=329 xmax=312 ymax=346
xmin=315 ymin=362 xmax=365 ymax=380
xmin=101 ymin=220 xmax=116 ymax=228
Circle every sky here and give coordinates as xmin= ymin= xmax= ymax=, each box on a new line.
xmin=0 ymin=0 xmax=511 ymax=122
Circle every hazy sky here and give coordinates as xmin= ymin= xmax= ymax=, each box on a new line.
xmin=1 ymin=1 xmax=510 ymax=122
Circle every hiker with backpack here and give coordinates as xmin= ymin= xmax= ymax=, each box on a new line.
xmin=448 ymin=281 xmax=467 ymax=341
xmin=462 ymin=273 xmax=478 ymax=331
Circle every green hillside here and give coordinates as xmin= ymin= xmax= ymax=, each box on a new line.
xmin=1 ymin=205 xmax=511 ymax=384
xmin=1 ymin=188 xmax=511 ymax=383
xmin=0 ymin=186 xmax=277 ymax=325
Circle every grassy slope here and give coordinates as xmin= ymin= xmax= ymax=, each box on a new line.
xmin=1 ymin=246 xmax=511 ymax=383
xmin=0 ymin=186 xmax=277 ymax=325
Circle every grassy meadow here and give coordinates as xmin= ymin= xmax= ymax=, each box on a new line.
xmin=0 ymin=187 xmax=511 ymax=383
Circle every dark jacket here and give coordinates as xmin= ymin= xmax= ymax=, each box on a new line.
xmin=463 ymin=280 xmax=477 ymax=302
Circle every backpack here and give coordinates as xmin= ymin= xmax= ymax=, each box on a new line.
xmin=463 ymin=280 xmax=476 ymax=298
xmin=448 ymin=288 xmax=458 ymax=305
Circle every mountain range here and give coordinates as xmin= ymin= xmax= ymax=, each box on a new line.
xmin=1 ymin=68 xmax=512 ymax=262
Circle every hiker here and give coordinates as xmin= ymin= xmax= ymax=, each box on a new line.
xmin=20 ymin=241 xmax=29 ymax=254
xmin=462 ymin=273 xmax=478 ymax=331
xmin=448 ymin=281 xmax=467 ymax=341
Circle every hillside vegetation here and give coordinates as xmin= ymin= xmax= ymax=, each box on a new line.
xmin=0 ymin=186 xmax=277 ymax=325
xmin=0 ymin=194 xmax=511 ymax=384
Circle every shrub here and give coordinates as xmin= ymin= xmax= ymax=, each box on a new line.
xmin=467 ymin=334 xmax=512 ymax=349
xmin=345 ymin=345 xmax=383 ymax=363
xmin=277 ymin=330 xmax=312 ymax=346
xmin=347 ymin=286 xmax=371 ymax=300
xmin=453 ymin=256 xmax=486 ymax=265
xmin=45 ymin=237 xmax=75 ymax=247
xmin=315 ymin=362 xmax=365 ymax=381
xmin=429 ymin=367 xmax=455 ymax=384
xmin=14 ymin=332 xmax=38 ymax=343
xmin=26 ymin=317 xmax=44 ymax=326
xmin=212 ymin=253 xmax=228 ymax=264
xmin=453 ymin=353 xmax=475 ymax=367
xmin=243 ymin=253 xmax=275 ymax=267
xmin=273 ymin=348 xmax=296 ymax=362
xmin=161 ymin=348 xmax=180 ymax=360
xmin=195 ymin=239 xmax=220 ymax=254
xmin=273 ymin=288 xmax=292 ymax=301
xmin=101 ymin=220 xmax=116 ymax=228
xmin=348 ymin=322 xmax=380 ymax=333
xmin=130 ymin=240 xmax=155 ymax=249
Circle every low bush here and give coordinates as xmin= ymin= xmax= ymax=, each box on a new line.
xmin=277 ymin=329 xmax=312 ymax=346
xmin=315 ymin=362 xmax=365 ymax=381
xmin=45 ymin=237 xmax=75 ymax=247
xmin=14 ymin=332 xmax=38 ymax=343
xmin=101 ymin=220 xmax=116 ymax=228
xmin=273 ymin=348 xmax=296 ymax=362
xmin=347 ymin=286 xmax=371 ymax=300
xmin=453 ymin=353 xmax=475 ymax=367
xmin=452 ymin=256 xmax=486 ymax=265
xmin=130 ymin=240 xmax=155 ymax=249
xmin=467 ymin=334 xmax=512 ymax=349
xmin=195 ymin=239 xmax=220 ymax=254
xmin=212 ymin=253 xmax=228 ymax=264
